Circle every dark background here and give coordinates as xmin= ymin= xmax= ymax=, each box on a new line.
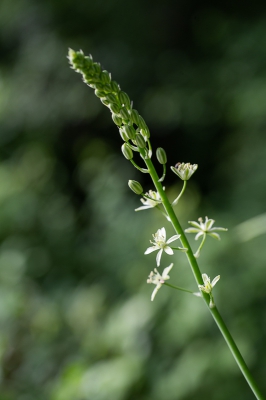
xmin=0 ymin=0 xmax=266 ymax=399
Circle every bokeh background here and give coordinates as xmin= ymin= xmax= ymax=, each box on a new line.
xmin=0 ymin=0 xmax=266 ymax=399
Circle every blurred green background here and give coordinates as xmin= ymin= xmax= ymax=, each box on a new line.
xmin=0 ymin=0 xmax=266 ymax=399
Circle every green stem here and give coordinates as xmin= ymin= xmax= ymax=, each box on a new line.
xmin=143 ymin=154 xmax=265 ymax=400
xmin=164 ymin=281 xmax=197 ymax=295
xmin=130 ymin=159 xmax=149 ymax=173
xmin=172 ymin=180 xmax=187 ymax=205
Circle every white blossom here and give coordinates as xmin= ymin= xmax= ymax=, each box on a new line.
xmin=171 ymin=163 xmax=198 ymax=181
xmin=144 ymin=227 xmax=183 ymax=266
xmin=198 ymin=273 xmax=220 ymax=308
xmin=185 ymin=216 xmax=227 ymax=240
xmin=147 ymin=264 xmax=173 ymax=301
xmin=135 ymin=190 xmax=161 ymax=211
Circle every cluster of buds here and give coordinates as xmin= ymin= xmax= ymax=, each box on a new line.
xmin=68 ymin=49 xmax=151 ymax=160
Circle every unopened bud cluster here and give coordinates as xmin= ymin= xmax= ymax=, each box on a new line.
xmin=68 ymin=49 xmax=150 ymax=161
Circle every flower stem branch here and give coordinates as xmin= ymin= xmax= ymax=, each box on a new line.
xmin=164 ymin=281 xmax=198 ymax=295
xmin=172 ymin=180 xmax=187 ymax=206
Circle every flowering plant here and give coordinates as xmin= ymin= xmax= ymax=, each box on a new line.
xmin=68 ymin=49 xmax=264 ymax=400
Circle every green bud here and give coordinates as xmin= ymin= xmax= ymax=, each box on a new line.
xmin=84 ymin=55 xmax=93 ymax=68
xmin=95 ymin=89 xmax=106 ymax=98
xmin=128 ymin=180 xmax=143 ymax=195
xmin=121 ymin=143 xmax=133 ymax=160
xmin=119 ymin=127 xmax=129 ymax=141
xmin=105 ymin=93 xmax=118 ymax=104
xmin=112 ymin=114 xmax=123 ymax=126
xmin=100 ymin=70 xmax=111 ymax=84
xmin=124 ymin=124 xmax=136 ymax=140
xmin=109 ymin=103 xmax=121 ymax=114
xmin=94 ymin=82 xmax=104 ymax=90
xmin=135 ymin=133 xmax=146 ymax=148
xmin=92 ymin=63 xmax=101 ymax=74
xmin=138 ymin=115 xmax=147 ymax=130
xmin=110 ymin=81 xmax=120 ymax=93
xmin=118 ymin=91 xmax=131 ymax=108
xmin=119 ymin=107 xmax=129 ymax=120
xmin=141 ymin=127 xmax=150 ymax=139
xmin=101 ymin=98 xmax=110 ymax=106
xmin=130 ymin=109 xmax=140 ymax=125
xmin=156 ymin=147 xmax=167 ymax=164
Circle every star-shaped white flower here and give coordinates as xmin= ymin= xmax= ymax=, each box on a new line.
xmin=185 ymin=216 xmax=227 ymax=240
xmin=198 ymin=273 xmax=220 ymax=308
xmin=185 ymin=217 xmax=227 ymax=257
xmin=171 ymin=162 xmax=198 ymax=181
xmin=135 ymin=190 xmax=161 ymax=211
xmin=147 ymin=263 xmax=173 ymax=301
xmin=144 ymin=227 xmax=185 ymax=266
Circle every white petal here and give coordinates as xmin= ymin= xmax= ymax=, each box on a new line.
xmin=145 ymin=246 xmax=158 ymax=254
xmin=156 ymin=249 xmax=163 ymax=266
xmin=185 ymin=228 xmax=200 ymax=233
xmin=135 ymin=205 xmax=152 ymax=211
xmin=211 ymin=275 xmax=220 ymax=287
xmin=164 ymin=246 xmax=174 ymax=255
xmin=187 ymin=221 xmax=202 ymax=229
xmin=166 ymin=234 xmax=180 ymax=244
xmin=202 ymin=274 xmax=209 ymax=285
xmin=151 ymin=284 xmax=161 ymax=301
xmin=209 ymin=227 xmax=227 ymax=231
xmin=205 ymin=218 xmax=215 ymax=230
xmin=159 ymin=227 xmax=166 ymax=240
xmin=207 ymin=232 xmax=221 ymax=240
xmin=195 ymin=232 xmax=204 ymax=240
xmin=162 ymin=263 xmax=173 ymax=279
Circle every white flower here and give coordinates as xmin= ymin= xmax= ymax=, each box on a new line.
xmin=185 ymin=217 xmax=228 ymax=257
xmin=185 ymin=216 xmax=228 ymax=240
xmin=135 ymin=190 xmax=161 ymax=211
xmin=171 ymin=163 xmax=198 ymax=181
xmin=147 ymin=264 xmax=173 ymax=301
xmin=144 ymin=227 xmax=182 ymax=266
xmin=198 ymin=273 xmax=220 ymax=308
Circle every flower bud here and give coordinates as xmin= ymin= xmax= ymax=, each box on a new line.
xmin=135 ymin=133 xmax=146 ymax=148
xmin=137 ymin=115 xmax=147 ymax=130
xmin=110 ymin=80 xmax=120 ymax=93
xmin=100 ymin=70 xmax=111 ymax=84
xmin=109 ymin=103 xmax=121 ymax=114
xmin=118 ymin=91 xmax=131 ymax=108
xmin=128 ymin=180 xmax=143 ymax=195
xmin=112 ymin=114 xmax=123 ymax=126
xmin=121 ymin=143 xmax=133 ymax=160
xmin=119 ymin=107 xmax=129 ymax=120
xmin=101 ymin=98 xmax=110 ymax=106
xmin=156 ymin=147 xmax=167 ymax=164
xmin=105 ymin=93 xmax=118 ymax=104
xmin=84 ymin=55 xmax=93 ymax=68
xmin=94 ymin=82 xmax=104 ymax=90
xmin=124 ymin=124 xmax=136 ymax=140
xmin=95 ymin=89 xmax=106 ymax=98
xmin=140 ymin=127 xmax=150 ymax=139
xmin=119 ymin=127 xmax=129 ymax=141
xmin=92 ymin=62 xmax=101 ymax=74
xmin=130 ymin=109 xmax=140 ymax=125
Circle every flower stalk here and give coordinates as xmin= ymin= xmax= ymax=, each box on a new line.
xmin=68 ymin=48 xmax=265 ymax=400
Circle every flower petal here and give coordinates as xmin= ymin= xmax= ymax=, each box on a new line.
xmin=185 ymin=227 xmax=201 ymax=233
xmin=195 ymin=232 xmax=204 ymax=240
xmin=164 ymin=246 xmax=174 ymax=255
xmin=156 ymin=249 xmax=163 ymax=266
xmin=187 ymin=221 xmax=202 ymax=229
xmin=202 ymin=274 xmax=209 ymax=285
xmin=145 ymin=246 xmax=158 ymax=254
xmin=151 ymin=284 xmax=160 ymax=301
xmin=159 ymin=227 xmax=166 ymax=240
xmin=135 ymin=205 xmax=152 ymax=211
xmin=166 ymin=234 xmax=180 ymax=244
xmin=205 ymin=218 xmax=215 ymax=230
xmin=162 ymin=263 xmax=173 ymax=279
xmin=211 ymin=275 xmax=220 ymax=287
xmin=207 ymin=232 xmax=221 ymax=240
